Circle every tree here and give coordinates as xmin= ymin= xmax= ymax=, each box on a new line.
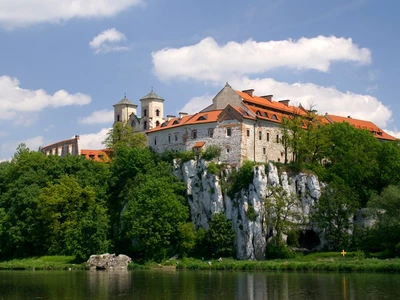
xmin=264 ymin=186 xmax=302 ymax=245
xmin=206 ymin=212 xmax=235 ymax=258
xmin=368 ymin=185 xmax=400 ymax=256
xmin=312 ymin=181 xmax=359 ymax=250
xmin=103 ymin=122 xmax=147 ymax=149
xmin=118 ymin=166 xmax=188 ymax=261
xmin=39 ymin=175 xmax=110 ymax=260
xmin=374 ymin=142 xmax=400 ymax=194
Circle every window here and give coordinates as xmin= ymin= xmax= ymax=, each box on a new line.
xmin=263 ymin=147 xmax=266 ymax=155
xmin=117 ymin=115 xmax=120 ymax=122
xmin=208 ymin=128 xmax=214 ymax=138
xmin=89 ymin=155 xmax=95 ymax=159
xmin=156 ymin=109 xmax=160 ymax=117
xmin=175 ymin=134 xmax=178 ymax=142
xmin=155 ymin=121 xmax=160 ymax=127
xmin=154 ymin=137 xmax=157 ymax=145
xmin=256 ymin=110 xmax=261 ymax=116
xmin=226 ymin=148 xmax=230 ymax=153
xmin=131 ymin=120 xmax=135 ymax=127
xmin=173 ymin=120 xmax=180 ymax=125
xmin=246 ymin=129 xmax=250 ymax=137
xmin=143 ymin=121 xmax=147 ymax=130
xmin=191 ymin=130 xmax=197 ymax=139
xmin=267 ymin=132 xmax=270 ymax=142
xmin=263 ymin=112 xmax=268 ymax=117
xmin=276 ymin=135 xmax=279 ymax=143
xmin=168 ymin=135 xmax=171 ymax=143
xmin=272 ymin=114 xmax=278 ymax=120
xmin=198 ymin=115 xmax=208 ymax=121
xmin=227 ymin=128 xmax=232 ymax=137
xmin=259 ymin=131 xmax=262 ymax=140
xmin=143 ymin=109 xmax=147 ymax=117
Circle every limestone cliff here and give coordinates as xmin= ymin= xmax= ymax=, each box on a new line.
xmin=174 ymin=159 xmax=323 ymax=260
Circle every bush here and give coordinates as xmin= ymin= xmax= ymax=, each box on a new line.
xmin=206 ymin=162 xmax=220 ymax=175
xmin=228 ymin=161 xmax=255 ymax=198
xmin=179 ymin=150 xmax=196 ymax=163
xmin=246 ymin=204 xmax=257 ymax=221
xmin=206 ymin=213 xmax=235 ymax=258
xmin=265 ymin=237 xmax=295 ymax=259
xmin=202 ymin=146 xmax=221 ymax=161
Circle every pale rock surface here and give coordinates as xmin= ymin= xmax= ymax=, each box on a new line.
xmin=87 ymin=253 xmax=132 ymax=270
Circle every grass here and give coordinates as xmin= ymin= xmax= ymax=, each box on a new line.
xmin=0 ymin=256 xmax=86 ymax=270
xmin=3 ymin=252 xmax=400 ymax=273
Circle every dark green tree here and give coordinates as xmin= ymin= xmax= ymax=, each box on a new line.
xmin=312 ymin=181 xmax=359 ymax=250
xmin=206 ymin=212 xmax=235 ymax=258
xmin=103 ymin=121 xmax=147 ymax=149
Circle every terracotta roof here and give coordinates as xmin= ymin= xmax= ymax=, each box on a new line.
xmin=193 ymin=141 xmax=206 ymax=148
xmin=235 ymin=91 xmax=306 ymax=115
xmin=326 ymin=114 xmax=397 ymax=141
xmin=80 ymin=149 xmax=111 ymax=162
xmin=147 ymin=110 xmax=222 ymax=133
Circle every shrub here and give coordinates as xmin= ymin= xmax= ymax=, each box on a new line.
xmin=228 ymin=160 xmax=255 ymax=198
xmin=246 ymin=204 xmax=257 ymax=221
xmin=202 ymin=145 xmax=222 ymax=161
xmin=206 ymin=161 xmax=220 ymax=175
xmin=179 ymin=150 xmax=196 ymax=163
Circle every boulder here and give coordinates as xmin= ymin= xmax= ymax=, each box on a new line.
xmin=87 ymin=253 xmax=132 ymax=270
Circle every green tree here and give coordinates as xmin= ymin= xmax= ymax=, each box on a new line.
xmin=264 ymin=186 xmax=302 ymax=245
xmin=374 ymin=142 xmax=400 ymax=194
xmin=118 ymin=166 xmax=188 ymax=261
xmin=368 ymin=185 xmax=400 ymax=256
xmin=39 ymin=175 xmax=110 ymax=260
xmin=312 ymin=181 xmax=359 ymax=250
xmin=177 ymin=222 xmax=197 ymax=257
xmin=103 ymin=122 xmax=147 ymax=149
xmin=206 ymin=212 xmax=235 ymax=258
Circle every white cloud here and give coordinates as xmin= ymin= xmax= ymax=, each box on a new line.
xmin=78 ymin=128 xmax=110 ymax=149
xmin=79 ymin=109 xmax=113 ymax=124
xmin=0 ymin=0 xmax=143 ymax=28
xmin=89 ymin=28 xmax=129 ymax=54
xmin=179 ymin=94 xmax=212 ymax=114
xmin=0 ymin=75 xmax=91 ymax=125
xmin=384 ymin=130 xmax=400 ymax=139
xmin=152 ymin=36 xmax=371 ymax=81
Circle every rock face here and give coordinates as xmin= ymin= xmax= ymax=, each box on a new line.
xmin=174 ymin=160 xmax=323 ymax=260
xmin=87 ymin=253 xmax=132 ymax=270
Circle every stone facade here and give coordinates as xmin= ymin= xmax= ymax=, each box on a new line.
xmin=40 ymin=135 xmax=81 ymax=157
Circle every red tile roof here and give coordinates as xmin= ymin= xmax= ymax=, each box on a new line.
xmin=193 ymin=141 xmax=206 ymax=148
xmin=80 ymin=149 xmax=111 ymax=162
xmin=326 ymin=114 xmax=397 ymax=141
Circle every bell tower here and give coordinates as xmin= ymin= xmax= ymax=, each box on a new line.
xmin=113 ymin=95 xmax=138 ymax=123
xmin=139 ymin=89 xmax=164 ymax=130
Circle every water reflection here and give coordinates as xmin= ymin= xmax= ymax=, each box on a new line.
xmin=1 ymin=269 xmax=400 ymax=299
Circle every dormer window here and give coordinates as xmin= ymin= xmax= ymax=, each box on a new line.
xmin=197 ymin=115 xmax=207 ymax=121
xmin=263 ymin=112 xmax=268 ymax=117
xmin=161 ymin=122 xmax=168 ymax=127
xmin=173 ymin=120 xmax=180 ymax=125
xmin=256 ymin=110 xmax=261 ymax=116
xmin=272 ymin=114 xmax=278 ymax=120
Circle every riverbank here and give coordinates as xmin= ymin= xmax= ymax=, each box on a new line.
xmin=2 ymin=252 xmax=400 ymax=273
xmin=0 ymin=256 xmax=85 ymax=270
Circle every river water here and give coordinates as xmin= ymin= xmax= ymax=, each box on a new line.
xmin=0 ymin=269 xmax=399 ymax=300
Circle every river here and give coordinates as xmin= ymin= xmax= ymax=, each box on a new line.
xmin=0 ymin=269 xmax=399 ymax=299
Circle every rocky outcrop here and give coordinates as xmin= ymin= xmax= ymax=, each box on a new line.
xmin=174 ymin=160 xmax=323 ymax=260
xmin=87 ymin=253 xmax=132 ymax=270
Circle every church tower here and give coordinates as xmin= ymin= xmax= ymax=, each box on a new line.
xmin=140 ymin=89 xmax=164 ymax=130
xmin=113 ymin=96 xmax=138 ymax=124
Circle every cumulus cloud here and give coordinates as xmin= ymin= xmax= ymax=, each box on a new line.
xmin=0 ymin=75 xmax=91 ymax=125
xmin=78 ymin=128 xmax=110 ymax=149
xmin=89 ymin=28 xmax=129 ymax=54
xmin=181 ymin=76 xmax=392 ymax=129
xmin=0 ymin=0 xmax=143 ymax=28
xmin=385 ymin=129 xmax=400 ymax=139
xmin=79 ymin=109 xmax=113 ymax=124
xmin=152 ymin=36 xmax=371 ymax=81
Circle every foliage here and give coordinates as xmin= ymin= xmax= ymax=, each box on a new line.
xmin=312 ymin=181 xmax=359 ymax=250
xmin=265 ymin=237 xmax=296 ymax=259
xmin=227 ymin=160 xmax=255 ymax=198
xmin=177 ymin=222 xmax=197 ymax=257
xmin=264 ymin=186 xmax=302 ymax=244
xmin=178 ymin=150 xmax=196 ymax=163
xmin=201 ymin=145 xmax=221 ymax=161
xmin=206 ymin=213 xmax=235 ymax=258
xmin=39 ymin=175 xmax=110 ymax=260
xmin=367 ymin=185 xmax=400 ymax=257
xmin=103 ymin=121 xmax=147 ymax=150
xmin=206 ymin=161 xmax=220 ymax=175
xmin=246 ymin=204 xmax=257 ymax=221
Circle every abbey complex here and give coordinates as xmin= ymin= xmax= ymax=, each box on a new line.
xmin=41 ymin=83 xmax=396 ymax=163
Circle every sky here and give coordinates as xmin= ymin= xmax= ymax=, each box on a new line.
xmin=1 ymin=0 xmax=399 ymax=160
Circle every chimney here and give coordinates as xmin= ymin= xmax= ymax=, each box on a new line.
xmin=242 ymin=89 xmax=254 ymax=97
xmin=278 ymin=100 xmax=290 ymax=107
xmin=179 ymin=112 xmax=188 ymax=119
xmin=75 ymin=135 xmax=80 ymax=140
xmin=167 ymin=115 xmax=175 ymax=121
xmin=261 ymin=95 xmax=273 ymax=102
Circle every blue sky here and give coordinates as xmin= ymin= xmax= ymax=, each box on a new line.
xmin=1 ymin=0 xmax=399 ymax=160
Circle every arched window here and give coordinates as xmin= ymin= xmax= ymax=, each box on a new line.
xmin=143 ymin=109 xmax=147 ymax=117
xmin=131 ymin=120 xmax=135 ymax=127
xmin=256 ymin=110 xmax=261 ymax=116
xmin=263 ymin=112 xmax=268 ymax=117
xmin=117 ymin=115 xmax=120 ymax=122
xmin=272 ymin=114 xmax=278 ymax=120
xmin=156 ymin=120 xmax=160 ymax=127
xmin=156 ymin=109 xmax=160 ymax=117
